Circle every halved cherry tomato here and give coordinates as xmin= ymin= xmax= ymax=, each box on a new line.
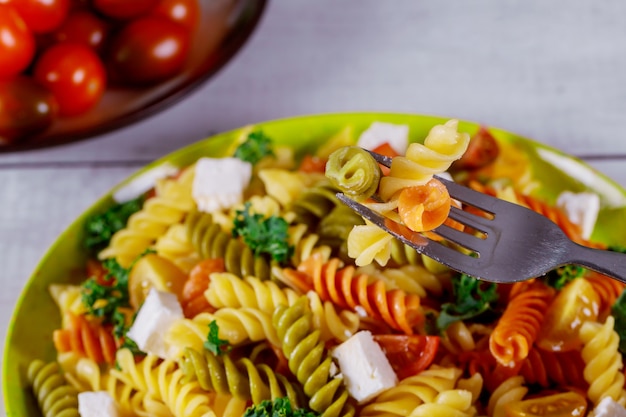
xmin=373 ymin=334 xmax=440 ymax=379
xmin=536 ymin=277 xmax=599 ymax=352
xmin=33 ymin=42 xmax=106 ymax=117
xmin=92 ymin=0 xmax=159 ymax=20
xmin=0 ymin=4 xmax=35 ymax=78
xmin=54 ymin=10 xmax=109 ymax=52
xmin=107 ymin=16 xmax=190 ymax=85
xmin=298 ymin=155 xmax=327 ymax=173
xmin=151 ymin=0 xmax=199 ymax=30
xmin=505 ymin=391 xmax=587 ymax=417
xmin=5 ymin=0 xmax=70 ymax=33
xmin=0 ymin=76 xmax=57 ymax=144
xmin=452 ymin=126 xmax=499 ymax=171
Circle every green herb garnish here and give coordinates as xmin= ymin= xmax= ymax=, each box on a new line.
xmin=81 ymin=257 xmax=130 ymax=322
xmin=84 ymin=197 xmax=144 ymax=252
xmin=112 ymin=309 xmax=145 ymax=357
xmin=233 ymin=202 xmax=293 ymax=263
xmin=243 ymin=396 xmax=318 ymax=417
xmin=542 ymin=265 xmax=586 ymax=290
xmin=612 ymin=288 xmax=626 ymax=355
xmin=204 ymin=321 xmax=230 ymax=356
xmin=437 ymin=274 xmax=499 ymax=331
xmin=234 ymin=130 xmax=275 ymax=165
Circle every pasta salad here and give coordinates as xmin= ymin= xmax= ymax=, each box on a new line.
xmin=24 ymin=120 xmax=626 ymax=417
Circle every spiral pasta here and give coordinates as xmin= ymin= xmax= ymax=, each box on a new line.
xmin=518 ymin=348 xmax=587 ymax=390
xmin=49 ymin=284 xmax=86 ymax=322
xmin=272 ymin=297 xmax=355 ymax=417
xmin=489 ymin=280 xmax=554 ymax=366
xmin=185 ymin=210 xmax=271 ymax=280
xmin=286 ymin=257 xmax=424 ymax=334
xmin=359 ymin=264 xmax=445 ymax=298
xmin=288 ymin=223 xmax=333 ymax=267
xmin=325 ymin=146 xmax=381 ymax=201
xmin=27 ymin=359 xmax=80 ymax=417
xmin=585 ymin=271 xmax=626 ymax=318
xmin=205 ymin=273 xmax=300 ymax=314
xmin=486 ymin=376 xmax=527 ymax=417
xmin=53 ymin=312 xmax=117 ymax=365
xmin=360 ymin=366 xmax=463 ymax=417
xmin=579 ymin=316 xmax=626 ymax=405
xmin=346 ymin=221 xmax=396 ymax=266
xmin=288 ymin=179 xmax=341 ymax=227
xmin=155 ymin=222 xmax=199 ymax=274
xmin=112 ymin=348 xmax=215 ymax=417
xmin=179 ymin=347 xmax=304 ymax=406
xmin=99 ymin=167 xmax=196 ymax=267
xmin=379 ymin=119 xmax=470 ymax=200
xmin=180 ymin=258 xmax=225 ymax=318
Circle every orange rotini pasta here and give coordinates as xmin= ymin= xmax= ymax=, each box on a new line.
xmin=489 ymin=280 xmax=555 ymax=366
xmin=53 ymin=312 xmax=117 ymax=365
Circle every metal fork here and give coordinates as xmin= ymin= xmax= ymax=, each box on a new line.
xmin=337 ymin=151 xmax=626 ymax=284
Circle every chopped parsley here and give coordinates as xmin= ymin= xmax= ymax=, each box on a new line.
xmin=234 ymin=130 xmax=275 ymax=165
xmin=81 ymin=257 xmax=131 ymax=322
xmin=437 ymin=274 xmax=499 ymax=331
xmin=112 ymin=309 xmax=144 ymax=357
xmin=84 ymin=197 xmax=144 ymax=252
xmin=204 ymin=321 xmax=230 ymax=356
xmin=542 ymin=265 xmax=586 ymax=290
xmin=232 ymin=202 xmax=293 ymax=263
xmin=243 ymin=397 xmax=318 ymax=417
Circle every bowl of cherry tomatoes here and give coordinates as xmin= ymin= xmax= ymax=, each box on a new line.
xmin=0 ymin=0 xmax=267 ymax=151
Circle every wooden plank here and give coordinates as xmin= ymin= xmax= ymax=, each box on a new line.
xmin=0 ymin=1 xmax=626 ymax=164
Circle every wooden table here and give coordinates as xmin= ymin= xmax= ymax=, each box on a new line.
xmin=2 ymin=1 xmax=625 ymax=409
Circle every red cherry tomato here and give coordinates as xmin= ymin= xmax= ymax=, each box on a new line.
xmin=0 ymin=76 xmax=58 ymax=144
xmin=373 ymin=335 xmax=440 ymax=379
xmin=108 ymin=16 xmax=190 ymax=85
xmin=34 ymin=42 xmax=106 ymax=117
xmin=92 ymin=0 xmax=159 ymax=20
xmin=54 ymin=10 xmax=109 ymax=52
xmin=151 ymin=0 xmax=199 ymax=30
xmin=4 ymin=0 xmax=70 ymax=33
xmin=0 ymin=4 xmax=35 ymax=78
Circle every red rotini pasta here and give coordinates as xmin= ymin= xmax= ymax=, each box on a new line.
xmin=180 ymin=258 xmax=225 ymax=318
xmin=53 ymin=312 xmax=117 ymax=365
xmin=283 ymin=257 xmax=423 ymax=334
xmin=489 ymin=280 xmax=555 ymax=366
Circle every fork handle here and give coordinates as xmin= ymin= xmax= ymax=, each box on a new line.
xmin=569 ymin=243 xmax=626 ymax=284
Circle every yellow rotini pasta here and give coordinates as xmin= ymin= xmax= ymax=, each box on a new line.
xmin=486 ymin=376 xmax=527 ymax=417
xmin=155 ymin=223 xmax=199 ymax=274
xmin=99 ymin=167 xmax=196 ymax=267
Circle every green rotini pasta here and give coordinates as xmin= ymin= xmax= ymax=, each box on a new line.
xmin=185 ymin=210 xmax=272 ymax=280
xmin=272 ymin=297 xmax=355 ymax=417
xmin=27 ymin=359 xmax=80 ymax=417
xmin=179 ymin=347 xmax=304 ymax=407
xmin=288 ymin=179 xmax=341 ymax=227
xmin=325 ymin=145 xmax=381 ymax=201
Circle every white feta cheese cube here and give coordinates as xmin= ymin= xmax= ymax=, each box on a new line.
xmin=357 ymin=122 xmax=409 ymax=155
xmin=113 ymin=163 xmax=179 ymax=203
xmin=126 ymin=288 xmax=183 ymax=359
xmin=556 ymin=191 xmax=600 ymax=240
xmin=78 ymin=391 xmax=119 ymax=417
xmin=593 ymin=397 xmax=626 ymax=417
xmin=331 ymin=330 xmax=397 ymax=403
xmin=192 ymin=157 xmax=252 ymax=213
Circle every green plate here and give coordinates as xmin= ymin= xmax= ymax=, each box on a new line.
xmin=4 ymin=113 xmax=626 ymax=416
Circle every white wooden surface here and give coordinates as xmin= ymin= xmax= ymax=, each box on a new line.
xmin=2 ymin=0 xmax=626 ymax=410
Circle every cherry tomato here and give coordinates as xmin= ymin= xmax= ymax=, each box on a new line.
xmin=0 ymin=4 xmax=35 ymax=78
xmin=373 ymin=335 xmax=440 ymax=379
xmin=151 ymin=0 xmax=199 ymax=30
xmin=54 ymin=10 xmax=109 ymax=52
xmin=505 ymin=391 xmax=587 ymax=417
xmin=0 ymin=76 xmax=58 ymax=144
xmin=536 ymin=277 xmax=599 ymax=352
xmin=298 ymin=155 xmax=327 ymax=173
xmin=4 ymin=0 xmax=70 ymax=33
xmin=34 ymin=42 xmax=106 ymax=117
xmin=108 ymin=16 xmax=190 ymax=85
xmin=452 ymin=126 xmax=500 ymax=171
xmin=92 ymin=0 xmax=159 ymax=20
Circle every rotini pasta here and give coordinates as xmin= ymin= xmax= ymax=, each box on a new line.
xmin=99 ymin=167 xmax=196 ymax=267
xmin=325 ymin=146 xmax=381 ymax=201
xmin=53 ymin=312 xmax=117 ymax=365
xmin=272 ymin=297 xmax=355 ymax=417
xmin=27 ymin=360 xmax=80 ymax=417
xmin=489 ymin=279 xmax=554 ymax=366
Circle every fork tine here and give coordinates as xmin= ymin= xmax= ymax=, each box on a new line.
xmin=432 ymin=223 xmax=490 ymax=253
xmin=436 ymin=177 xmax=498 ymax=214
xmin=365 ymin=149 xmax=392 ymax=168
xmin=447 ymin=206 xmax=492 ymax=233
